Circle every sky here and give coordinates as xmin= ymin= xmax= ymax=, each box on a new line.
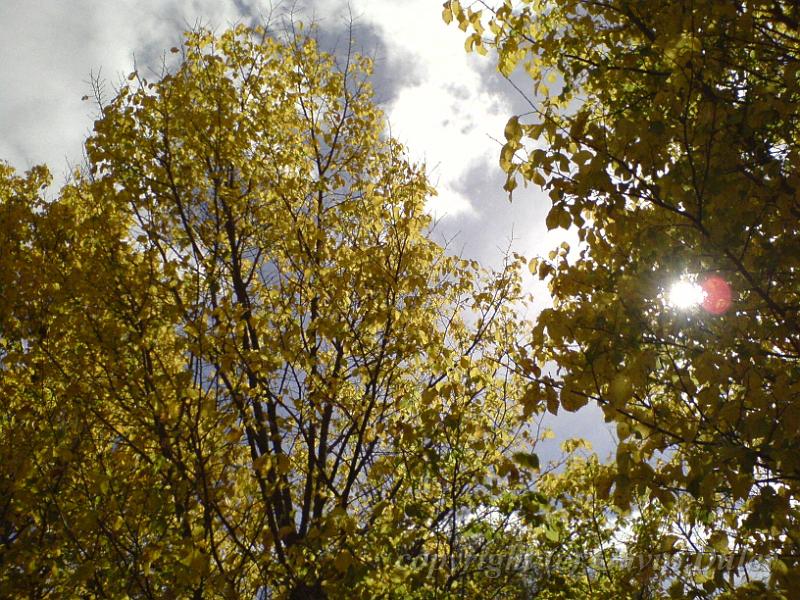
xmin=0 ymin=0 xmax=615 ymax=461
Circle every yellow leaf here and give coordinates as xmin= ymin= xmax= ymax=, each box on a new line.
xmin=442 ymin=4 xmax=453 ymax=25
xmin=334 ymin=549 xmax=354 ymax=573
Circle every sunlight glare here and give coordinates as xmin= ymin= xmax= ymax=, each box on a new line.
xmin=668 ymin=280 xmax=705 ymax=309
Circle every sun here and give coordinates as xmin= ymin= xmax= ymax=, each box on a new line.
xmin=667 ymin=279 xmax=705 ymax=309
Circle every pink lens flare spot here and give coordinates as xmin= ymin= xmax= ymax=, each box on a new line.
xmin=701 ymin=276 xmax=732 ymax=315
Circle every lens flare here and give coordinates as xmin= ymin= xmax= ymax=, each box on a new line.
xmin=701 ymin=276 xmax=732 ymax=315
xmin=666 ymin=276 xmax=733 ymax=314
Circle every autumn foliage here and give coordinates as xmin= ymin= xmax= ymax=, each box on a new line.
xmin=449 ymin=0 xmax=800 ymax=596
xmin=0 ymin=26 xmax=539 ymax=599
xmin=3 ymin=0 xmax=800 ymax=597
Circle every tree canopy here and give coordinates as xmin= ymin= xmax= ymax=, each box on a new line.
xmin=447 ymin=0 xmax=800 ymax=596
xmin=0 ymin=25 xmax=545 ymax=599
xmin=4 ymin=1 xmax=800 ymax=597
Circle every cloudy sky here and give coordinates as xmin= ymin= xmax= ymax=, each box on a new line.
xmin=0 ymin=0 xmax=614 ymax=461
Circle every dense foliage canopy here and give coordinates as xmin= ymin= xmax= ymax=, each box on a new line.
xmin=448 ymin=0 xmax=800 ymax=596
xmin=0 ymin=25 xmax=545 ymax=599
xmin=4 ymin=0 xmax=800 ymax=596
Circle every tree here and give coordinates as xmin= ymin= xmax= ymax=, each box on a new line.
xmin=447 ymin=0 xmax=800 ymax=595
xmin=0 ymin=25 xmax=540 ymax=599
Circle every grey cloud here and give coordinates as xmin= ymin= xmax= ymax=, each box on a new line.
xmin=312 ymin=18 xmax=422 ymax=108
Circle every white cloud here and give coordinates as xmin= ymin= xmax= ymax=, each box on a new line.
xmin=0 ymin=0 xmax=260 ymax=176
xmin=367 ymin=3 xmax=509 ymax=218
xmin=311 ymin=0 xmax=511 ymax=219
